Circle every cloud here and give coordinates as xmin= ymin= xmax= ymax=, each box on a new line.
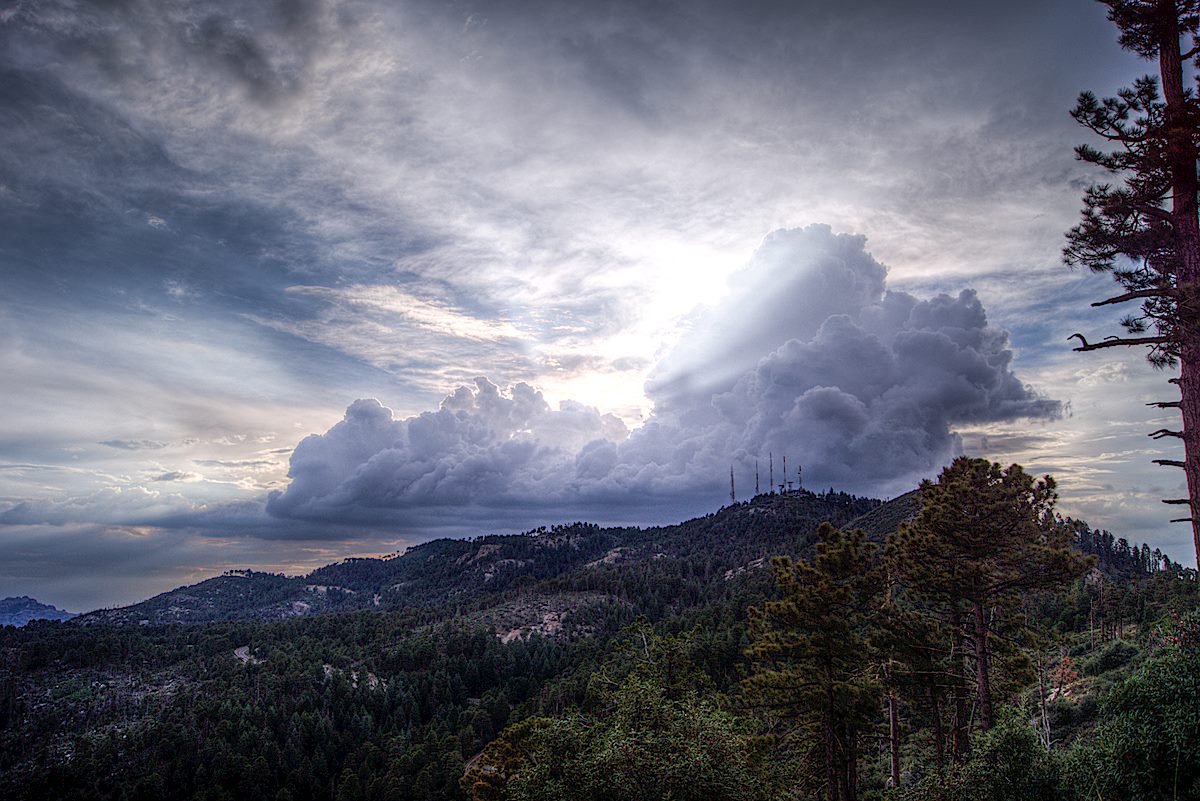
xmin=100 ymin=439 xmax=170 ymax=450
xmin=4 ymin=0 xmax=1190 ymax=604
xmin=267 ymin=225 xmax=1060 ymax=528
xmin=266 ymin=381 xmax=631 ymax=524
xmin=152 ymin=471 xmax=202 ymax=482
xmin=193 ymin=458 xmax=282 ymax=469
xmin=0 ymin=486 xmax=190 ymax=526
xmin=286 ymin=285 xmax=529 ymax=343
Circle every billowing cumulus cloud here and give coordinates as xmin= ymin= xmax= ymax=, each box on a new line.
xmin=268 ymin=225 xmax=1060 ymax=528
xmin=266 ymin=382 xmax=631 ymax=524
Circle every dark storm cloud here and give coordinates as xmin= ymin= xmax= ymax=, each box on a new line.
xmin=266 ymin=226 xmax=1060 ymax=529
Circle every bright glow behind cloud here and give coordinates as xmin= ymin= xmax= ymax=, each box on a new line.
xmin=266 ymin=226 xmax=1060 ymax=528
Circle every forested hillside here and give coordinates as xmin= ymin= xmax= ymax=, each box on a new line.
xmin=1 ymin=474 xmax=1197 ymax=801
xmin=0 ymin=489 xmax=875 ymax=800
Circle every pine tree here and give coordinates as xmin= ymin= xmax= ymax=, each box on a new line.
xmin=886 ymin=459 xmax=1090 ymax=734
xmin=744 ymin=524 xmax=884 ymax=801
xmin=1065 ymin=0 xmax=1200 ymax=568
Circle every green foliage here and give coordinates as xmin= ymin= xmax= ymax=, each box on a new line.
xmin=464 ymin=628 xmax=776 ymax=801
xmin=744 ymin=523 xmax=885 ymax=800
xmin=1064 ymin=614 xmax=1200 ymax=801
xmin=887 ymin=458 xmax=1090 ymax=737
xmin=1079 ymin=640 xmax=1138 ymax=677
xmin=1064 ymin=0 xmax=1200 ymax=369
xmin=888 ymin=459 xmax=1083 ymax=608
xmin=902 ymin=715 xmax=1064 ymax=801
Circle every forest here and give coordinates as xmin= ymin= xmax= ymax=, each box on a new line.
xmin=1 ymin=457 xmax=1198 ymax=801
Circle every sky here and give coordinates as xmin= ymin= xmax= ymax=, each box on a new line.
xmin=0 ymin=0 xmax=1191 ymax=611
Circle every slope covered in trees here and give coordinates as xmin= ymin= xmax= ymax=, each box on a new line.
xmin=1 ymin=468 xmax=1197 ymax=801
xmin=77 ymin=490 xmax=878 ymax=627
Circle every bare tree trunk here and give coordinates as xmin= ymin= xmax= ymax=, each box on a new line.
xmin=1179 ymin=343 xmax=1200 ymax=569
xmin=1159 ymin=0 xmax=1200 ymax=571
xmin=971 ymin=601 xmax=994 ymax=730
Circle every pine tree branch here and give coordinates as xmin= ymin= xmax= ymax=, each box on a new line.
xmin=1162 ymin=499 xmax=1192 ymax=505
xmin=1091 ymin=288 xmax=1176 ymax=307
xmin=1130 ymin=202 xmax=1173 ymax=222
xmin=1068 ymin=333 xmax=1171 ymax=350
xmin=1149 ymin=429 xmax=1185 ymax=439
xmin=1090 ymin=128 xmax=1150 ymax=143
xmin=1147 ymin=400 xmax=1182 ymax=408
xmin=1153 ymin=459 xmax=1186 ymax=467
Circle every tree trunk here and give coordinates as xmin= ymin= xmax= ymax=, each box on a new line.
xmin=889 ymin=694 xmax=901 ymax=788
xmin=1088 ymin=596 xmax=1095 ymax=652
xmin=1159 ymin=0 xmax=1200 ymax=570
xmin=949 ymin=607 xmax=971 ymax=759
xmin=1179 ymin=344 xmax=1200 ymax=570
xmin=971 ymin=601 xmax=994 ymax=730
xmin=929 ymin=688 xmax=945 ymax=783
xmin=845 ymin=724 xmax=858 ymax=801
xmin=1037 ymin=657 xmax=1052 ymax=751
xmin=825 ymin=666 xmax=839 ymax=801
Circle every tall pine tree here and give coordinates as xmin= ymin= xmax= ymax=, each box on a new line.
xmin=886 ymin=459 xmax=1089 ymax=734
xmin=1065 ymin=0 xmax=1200 ymax=568
xmin=744 ymin=524 xmax=884 ymax=801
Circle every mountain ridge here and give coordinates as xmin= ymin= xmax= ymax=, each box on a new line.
xmin=75 ymin=488 xmax=888 ymax=627
xmin=0 ymin=596 xmax=75 ymax=627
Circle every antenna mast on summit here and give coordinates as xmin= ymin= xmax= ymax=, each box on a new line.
xmin=769 ymin=452 xmax=774 ymax=494
xmin=797 ymin=463 xmax=803 ymax=491
xmin=781 ymin=454 xmax=788 ymax=494
xmin=730 ymin=465 xmax=736 ymax=504
xmin=755 ymin=460 xmax=760 ymax=496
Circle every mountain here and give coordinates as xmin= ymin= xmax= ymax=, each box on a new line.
xmin=76 ymin=488 xmax=882 ymax=627
xmin=0 ymin=596 xmax=75 ymax=627
xmin=2 ymin=485 xmax=1194 ymax=801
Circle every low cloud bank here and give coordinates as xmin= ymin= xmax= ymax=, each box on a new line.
xmin=267 ymin=225 xmax=1060 ymax=527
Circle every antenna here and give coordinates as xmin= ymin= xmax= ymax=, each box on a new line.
xmin=769 ymin=452 xmax=774 ymax=494
xmin=781 ymin=454 xmax=788 ymax=494
xmin=730 ymin=465 xmax=736 ymax=504
xmin=797 ymin=463 xmax=803 ymax=491
xmin=755 ymin=460 xmax=760 ymax=495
